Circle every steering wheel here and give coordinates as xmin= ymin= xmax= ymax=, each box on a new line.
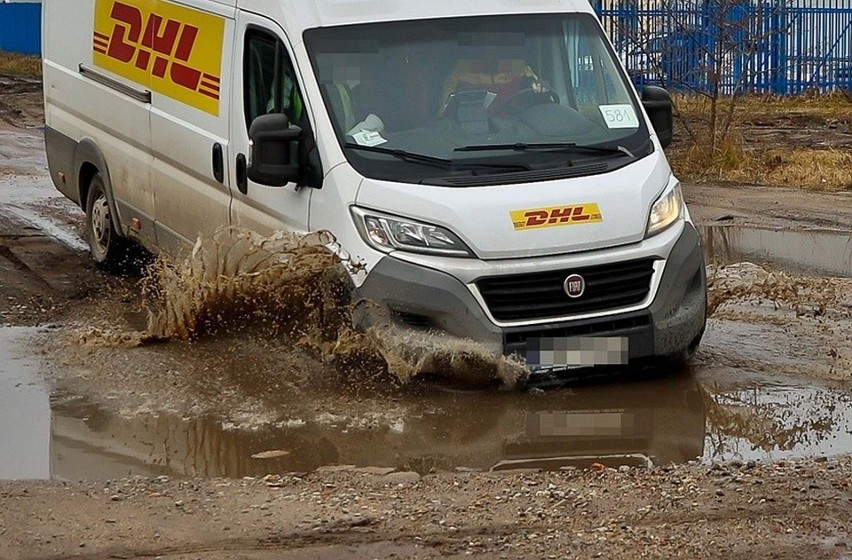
xmin=497 ymin=87 xmax=560 ymax=114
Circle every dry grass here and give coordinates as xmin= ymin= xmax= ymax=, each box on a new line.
xmin=0 ymin=51 xmax=41 ymax=77
xmin=670 ymin=93 xmax=852 ymax=191
xmin=760 ymin=148 xmax=852 ymax=191
xmin=674 ymin=91 xmax=852 ymax=120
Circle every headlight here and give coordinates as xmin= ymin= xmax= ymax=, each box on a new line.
xmin=646 ymin=183 xmax=683 ymax=237
xmin=351 ymin=207 xmax=474 ymax=257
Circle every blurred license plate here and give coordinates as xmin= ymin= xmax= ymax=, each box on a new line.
xmin=528 ymin=411 xmax=634 ymax=437
xmin=526 ymin=336 xmax=628 ymax=368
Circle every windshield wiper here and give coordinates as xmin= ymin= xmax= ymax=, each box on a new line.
xmin=454 ymin=142 xmax=636 ymax=159
xmin=344 ymin=142 xmax=531 ymax=171
xmin=346 ymin=143 xmax=455 ymax=169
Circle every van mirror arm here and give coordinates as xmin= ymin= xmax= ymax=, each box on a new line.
xmin=247 ymin=113 xmax=301 ymax=187
xmin=641 ymin=86 xmax=674 ymax=149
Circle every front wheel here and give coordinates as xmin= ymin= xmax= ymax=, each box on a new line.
xmin=85 ymin=173 xmax=130 ymax=268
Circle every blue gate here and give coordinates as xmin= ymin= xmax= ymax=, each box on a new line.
xmin=595 ymin=0 xmax=852 ymax=94
xmin=0 ymin=1 xmax=41 ymax=56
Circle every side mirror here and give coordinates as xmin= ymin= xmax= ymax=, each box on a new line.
xmin=641 ymin=86 xmax=674 ymax=149
xmin=248 ymin=113 xmax=301 ymax=186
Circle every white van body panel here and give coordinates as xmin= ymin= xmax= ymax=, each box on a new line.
xmin=149 ymin=0 xmax=237 ymax=250
xmin=238 ymin=0 xmax=596 ymax=38
xmin=228 ymin=9 xmax=313 ymax=236
xmin=354 ymin=150 xmax=672 ymax=260
xmin=308 ymin=164 xmax=374 ymax=285
xmin=43 ymin=0 xmax=155 ymax=245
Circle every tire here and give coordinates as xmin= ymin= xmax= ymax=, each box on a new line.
xmin=85 ymin=173 xmax=130 ymax=269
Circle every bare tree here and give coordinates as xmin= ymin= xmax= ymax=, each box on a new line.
xmin=604 ymin=0 xmax=790 ymax=154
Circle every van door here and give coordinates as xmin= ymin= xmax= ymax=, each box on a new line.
xmin=62 ymin=0 xmax=156 ymax=247
xmin=229 ymin=13 xmax=311 ymax=236
xmin=149 ymin=0 xmax=235 ymax=252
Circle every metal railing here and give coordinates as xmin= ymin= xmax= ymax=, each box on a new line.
xmin=595 ymin=0 xmax=852 ymax=94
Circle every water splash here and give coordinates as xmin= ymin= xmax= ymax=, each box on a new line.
xmin=144 ymin=228 xmax=351 ymax=341
xmin=136 ymin=227 xmax=525 ymax=388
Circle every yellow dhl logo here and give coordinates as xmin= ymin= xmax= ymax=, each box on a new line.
xmin=93 ymin=0 xmax=224 ymax=116
xmin=511 ymin=204 xmax=603 ymax=230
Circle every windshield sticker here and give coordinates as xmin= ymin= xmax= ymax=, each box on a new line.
xmin=599 ymin=104 xmax=640 ymax=129
xmin=350 ymin=130 xmax=387 ymax=147
xmin=510 ymin=204 xmax=603 ymax=231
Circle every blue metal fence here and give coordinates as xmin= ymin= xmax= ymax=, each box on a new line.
xmin=0 ymin=1 xmax=41 ymax=55
xmin=595 ymin=0 xmax=852 ymax=94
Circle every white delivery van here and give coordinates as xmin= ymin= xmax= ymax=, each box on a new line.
xmin=42 ymin=0 xmax=707 ymax=371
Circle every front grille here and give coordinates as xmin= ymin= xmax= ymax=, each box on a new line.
xmin=503 ymin=313 xmax=651 ymax=355
xmin=478 ymin=258 xmax=656 ymax=322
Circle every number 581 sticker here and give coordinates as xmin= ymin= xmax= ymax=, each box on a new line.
xmin=598 ymin=104 xmax=640 ymax=129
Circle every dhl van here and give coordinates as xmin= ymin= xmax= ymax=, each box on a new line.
xmin=42 ymin=0 xmax=707 ymax=371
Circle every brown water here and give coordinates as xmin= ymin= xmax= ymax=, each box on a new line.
xmin=2 ymin=326 xmax=851 ymax=480
xmin=139 ymin=227 xmax=524 ymax=388
xmin=700 ymin=225 xmax=852 ymax=277
xmin=1 ymin=225 xmax=850 ymax=481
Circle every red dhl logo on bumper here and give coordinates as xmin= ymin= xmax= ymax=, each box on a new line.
xmin=93 ymin=0 xmax=224 ymax=115
xmin=510 ymin=204 xmax=603 ymax=230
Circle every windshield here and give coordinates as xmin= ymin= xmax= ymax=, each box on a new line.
xmin=304 ymin=14 xmax=653 ymax=186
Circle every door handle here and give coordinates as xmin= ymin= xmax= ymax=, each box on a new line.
xmin=236 ymin=153 xmax=247 ymax=195
xmin=212 ymin=143 xmax=224 ymax=183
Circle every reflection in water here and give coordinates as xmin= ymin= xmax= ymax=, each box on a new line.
xmin=44 ymin=372 xmax=852 ymax=480
xmin=699 ymin=225 xmax=852 ymax=277
xmin=48 ymin=374 xmax=707 ymax=479
xmin=703 ymin=383 xmax=852 ymax=461
xmin=6 ymin=327 xmax=852 ymax=481
xmin=50 ymin=398 xmax=335 ymax=479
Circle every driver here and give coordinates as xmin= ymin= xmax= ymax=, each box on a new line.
xmin=441 ymin=57 xmax=548 ymax=114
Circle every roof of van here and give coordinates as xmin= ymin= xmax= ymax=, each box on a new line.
xmin=236 ymin=0 xmax=597 ymax=35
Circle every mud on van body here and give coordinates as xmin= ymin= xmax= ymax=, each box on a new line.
xmin=42 ymin=0 xmax=706 ymax=372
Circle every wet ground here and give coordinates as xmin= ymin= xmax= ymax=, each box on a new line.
xmin=5 ymin=73 xmax=852 ymax=560
xmin=2 ymin=321 xmax=852 ymax=480
xmin=2 ymin=86 xmax=852 ymax=559
xmin=1 ymin=123 xmax=851 ymax=483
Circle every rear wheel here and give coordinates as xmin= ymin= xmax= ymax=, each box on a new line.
xmin=85 ymin=173 xmax=130 ymax=268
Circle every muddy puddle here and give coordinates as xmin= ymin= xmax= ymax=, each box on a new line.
xmin=2 ymin=325 xmax=852 ymax=481
xmin=700 ymin=225 xmax=852 ymax=277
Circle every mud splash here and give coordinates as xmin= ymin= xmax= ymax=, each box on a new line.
xmin=81 ymin=227 xmax=526 ymax=388
xmin=317 ymin=326 xmax=526 ymax=388
xmin=706 ymin=262 xmax=851 ymax=316
xmin=144 ymin=228 xmax=349 ymax=340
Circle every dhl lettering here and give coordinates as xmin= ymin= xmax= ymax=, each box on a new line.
xmin=524 ymin=210 xmax=549 ymax=227
xmin=93 ymin=0 xmax=224 ymax=115
xmin=510 ymin=204 xmax=603 ymax=230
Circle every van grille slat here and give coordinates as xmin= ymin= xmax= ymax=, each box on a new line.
xmin=503 ymin=314 xmax=652 ymax=354
xmin=477 ymin=258 xmax=656 ymax=321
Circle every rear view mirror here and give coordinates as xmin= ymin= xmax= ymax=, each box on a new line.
xmin=248 ymin=113 xmax=301 ymax=186
xmin=641 ymin=86 xmax=674 ymax=149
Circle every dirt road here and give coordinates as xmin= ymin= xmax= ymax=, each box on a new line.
xmin=1 ymin=75 xmax=851 ymax=559
xmin=3 ymin=459 xmax=852 ymax=560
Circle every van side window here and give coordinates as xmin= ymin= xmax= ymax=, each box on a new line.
xmin=244 ymin=30 xmax=303 ymax=129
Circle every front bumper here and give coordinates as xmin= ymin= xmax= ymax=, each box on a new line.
xmin=356 ymin=221 xmax=707 ymax=365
